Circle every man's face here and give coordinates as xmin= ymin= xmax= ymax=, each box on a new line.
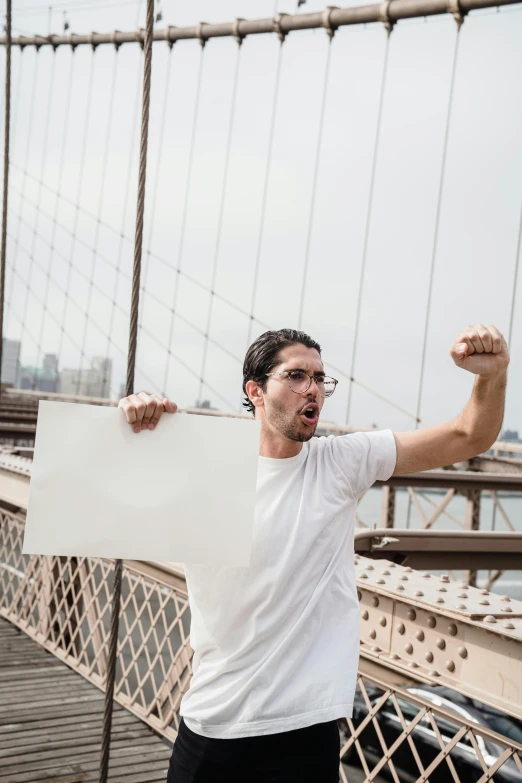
xmin=261 ymin=344 xmax=326 ymax=443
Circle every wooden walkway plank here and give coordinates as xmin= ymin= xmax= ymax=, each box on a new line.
xmin=0 ymin=618 xmax=173 ymax=783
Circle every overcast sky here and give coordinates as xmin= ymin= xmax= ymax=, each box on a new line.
xmin=2 ymin=0 xmax=522 ymax=434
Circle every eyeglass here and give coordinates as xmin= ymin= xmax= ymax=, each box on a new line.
xmin=265 ymin=369 xmax=338 ymax=397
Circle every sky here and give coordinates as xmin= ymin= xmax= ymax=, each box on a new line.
xmin=2 ymin=0 xmax=522 ymax=434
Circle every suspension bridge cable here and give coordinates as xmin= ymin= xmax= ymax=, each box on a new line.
xmin=56 ymin=47 xmax=97 ymax=380
xmin=35 ymin=49 xmax=75 ymax=379
xmin=14 ymin=172 xmax=421 ymax=422
xmin=7 ymin=48 xmax=39 ymax=343
xmin=198 ymin=42 xmax=242 ymax=405
xmin=345 ymin=31 xmax=391 ymax=427
xmin=137 ymin=43 xmax=172 ymax=380
xmin=297 ymin=35 xmax=332 ymax=330
xmin=75 ymin=48 xmax=119 ymax=396
xmin=162 ymin=43 xmax=205 ymax=397
xmin=0 ymin=0 xmax=10 ymax=401
xmin=99 ymin=0 xmax=153 ymax=774
xmin=406 ymin=27 xmax=461 ymax=529
xmin=103 ymin=54 xmax=144 ymax=400
xmin=244 ymin=38 xmax=284 ymax=362
xmin=18 ymin=50 xmax=56 ymax=379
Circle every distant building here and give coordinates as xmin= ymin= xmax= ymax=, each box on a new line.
xmin=60 ymin=356 xmax=112 ymax=399
xmin=1 ymin=338 xmax=21 ymax=387
xmin=501 ymin=429 xmax=521 ymax=443
xmin=195 ymin=399 xmax=216 ymax=410
xmin=19 ymin=353 xmax=59 ymax=392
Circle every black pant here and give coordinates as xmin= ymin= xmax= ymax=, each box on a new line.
xmin=166 ymin=717 xmax=341 ymax=782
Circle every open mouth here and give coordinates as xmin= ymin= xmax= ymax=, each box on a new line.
xmin=300 ymin=403 xmax=319 ymax=427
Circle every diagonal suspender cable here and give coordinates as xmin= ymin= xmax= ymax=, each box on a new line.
xmin=0 ymin=0 xmax=11 ymax=402
xmin=162 ymin=43 xmax=205 ymax=397
xmin=4 ymin=43 xmax=22 ymax=335
xmin=198 ymin=42 xmax=242 ymax=406
xmin=508 ymin=193 xmax=522 ymax=348
xmin=406 ymin=28 xmax=461 ymax=528
xmin=345 ymin=32 xmax=391 ymax=426
xmin=98 ymin=0 xmax=153 ymax=780
xmin=297 ymin=36 xmax=332 ymax=330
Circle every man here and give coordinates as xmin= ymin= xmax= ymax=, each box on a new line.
xmin=119 ymin=324 xmax=509 ymax=783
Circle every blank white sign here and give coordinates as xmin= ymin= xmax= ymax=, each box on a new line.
xmin=23 ymin=402 xmax=260 ymax=566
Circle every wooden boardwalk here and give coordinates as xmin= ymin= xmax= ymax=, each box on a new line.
xmin=0 ymin=618 xmax=172 ymax=783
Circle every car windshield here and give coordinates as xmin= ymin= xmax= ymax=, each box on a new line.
xmin=485 ymin=715 xmax=522 ymax=745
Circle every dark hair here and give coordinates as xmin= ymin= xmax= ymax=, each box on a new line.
xmin=242 ymin=329 xmax=322 ymax=416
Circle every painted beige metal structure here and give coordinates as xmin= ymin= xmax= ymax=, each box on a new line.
xmin=1 ymin=508 xmax=521 ymax=781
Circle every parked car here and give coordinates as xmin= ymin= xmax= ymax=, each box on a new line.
xmin=339 ymin=684 xmax=522 ymax=783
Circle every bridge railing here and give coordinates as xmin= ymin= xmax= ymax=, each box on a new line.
xmin=1 ymin=508 xmax=521 ymax=781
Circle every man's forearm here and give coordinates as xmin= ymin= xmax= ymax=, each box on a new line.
xmin=454 ymin=370 xmax=508 ymax=451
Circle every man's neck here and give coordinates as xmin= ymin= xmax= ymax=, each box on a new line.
xmin=259 ymin=432 xmax=303 ymax=460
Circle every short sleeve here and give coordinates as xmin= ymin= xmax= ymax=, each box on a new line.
xmin=330 ymin=429 xmax=397 ymax=500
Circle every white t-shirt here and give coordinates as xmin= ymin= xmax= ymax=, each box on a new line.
xmin=180 ymin=429 xmax=397 ymax=739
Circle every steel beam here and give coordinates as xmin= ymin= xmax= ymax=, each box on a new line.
xmin=1 ymin=0 xmax=521 ymax=50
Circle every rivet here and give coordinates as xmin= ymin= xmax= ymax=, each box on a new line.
xmin=367 ymin=564 xmax=374 ymax=571
xmin=503 ymin=607 xmax=513 ymax=613
xmin=416 ymin=630 xmax=425 ymax=642
xmin=457 ymin=592 xmax=467 ymax=598
xmin=389 ymin=563 xmax=396 ymax=568
xmin=501 ymin=596 xmax=511 ymax=602
xmin=405 ymin=643 xmax=413 ymax=654
xmin=448 ymin=624 xmax=457 ymax=636
xmin=371 ymin=645 xmax=381 ymax=652
xmin=390 ymin=653 xmax=399 ymax=660
xmin=503 ymin=622 xmax=515 ymax=630
xmin=427 ymin=616 xmax=436 ymax=628
xmin=484 ymin=615 xmax=497 ymax=624
xmin=357 ymin=590 xmax=362 ymax=601
xmin=376 ymin=578 xmax=385 ymax=584
xmin=425 ymin=651 xmax=434 ymax=663
xmin=382 ymin=570 xmax=391 ymax=576
xmin=362 ymin=610 xmax=369 ymax=620
xmin=415 ymin=590 xmax=424 ymax=597
xmin=480 ymin=589 xmax=489 ymax=595
xmin=408 ymin=661 xmax=418 ymax=668
xmin=458 ymin=582 xmax=469 ymax=589
xmin=400 ymin=575 xmax=409 ymax=581
xmin=398 ymin=623 xmax=405 ymax=635
xmin=369 ymin=629 xmax=377 ymax=639
xmin=456 ymin=604 xmax=467 ymax=610
xmin=436 ymin=586 xmax=447 ymax=592
xmin=429 ymin=670 xmax=440 ymax=677
xmin=360 ymin=572 xmax=368 ymax=579
xmin=379 ymin=616 xmax=387 ymax=627
xmin=422 ymin=573 xmax=431 ymax=579
xmin=405 ymin=567 xmax=413 ymax=573
xmin=397 ymin=585 xmax=405 ymax=591
xmin=371 ymin=597 xmax=379 ymax=607
xmin=458 ymin=646 xmax=468 ymax=658
xmin=407 ymin=609 xmax=417 ymax=621
xmin=435 ymin=597 xmax=445 ymax=604
xmin=446 ymin=660 xmax=455 ymax=673
xmin=436 ymin=638 xmax=446 ymax=650
xmin=479 ymin=600 xmax=489 ymax=605
xmin=440 ymin=575 xmax=450 ymax=583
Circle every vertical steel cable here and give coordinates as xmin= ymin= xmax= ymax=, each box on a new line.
xmin=4 ymin=31 xmax=20 ymax=339
xmin=18 ymin=51 xmax=56 ymax=380
xmin=297 ymin=38 xmax=332 ymax=329
xmin=198 ymin=43 xmax=242 ymax=405
xmin=75 ymin=50 xmax=119 ymax=396
xmin=0 ymin=0 xmax=11 ymax=400
xmin=137 ymin=44 xmax=173 ymax=376
xmin=406 ymin=29 xmax=461 ymax=528
xmin=98 ymin=1 xmax=154 ymax=780
xmin=508 ymin=194 xmax=522 ymax=348
xmin=345 ymin=33 xmax=391 ymax=426
xmin=35 ymin=49 xmax=75 ymax=378
xmin=162 ymin=45 xmax=205 ymax=396
xmin=102 ymin=55 xmax=144 ymax=400
xmin=244 ymin=39 xmax=283 ymax=366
